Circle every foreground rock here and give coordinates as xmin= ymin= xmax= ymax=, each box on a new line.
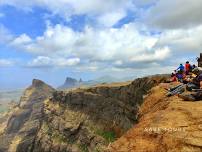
xmin=107 ymin=84 xmax=202 ymax=152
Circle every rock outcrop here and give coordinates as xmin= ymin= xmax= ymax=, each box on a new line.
xmin=107 ymin=83 xmax=202 ymax=152
xmin=0 ymin=79 xmax=55 ymax=152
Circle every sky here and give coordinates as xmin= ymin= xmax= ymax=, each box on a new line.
xmin=0 ymin=0 xmax=201 ymax=90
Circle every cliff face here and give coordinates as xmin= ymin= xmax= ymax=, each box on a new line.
xmin=0 ymin=76 xmax=167 ymax=152
xmin=32 ymin=76 xmax=166 ymax=152
xmin=107 ymin=83 xmax=202 ymax=152
xmin=0 ymin=79 xmax=55 ymax=152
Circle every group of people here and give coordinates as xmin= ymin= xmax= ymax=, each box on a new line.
xmin=170 ymin=61 xmax=196 ymax=83
xmin=167 ymin=61 xmax=202 ymax=101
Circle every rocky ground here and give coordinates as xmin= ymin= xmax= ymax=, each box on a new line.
xmin=107 ymin=83 xmax=202 ymax=152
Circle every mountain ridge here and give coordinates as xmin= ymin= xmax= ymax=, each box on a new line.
xmin=1 ymin=75 xmax=191 ymax=152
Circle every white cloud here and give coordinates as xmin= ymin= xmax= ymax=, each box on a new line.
xmin=145 ymin=0 xmax=202 ymax=29
xmin=0 ymin=0 xmax=134 ymax=27
xmin=3 ymin=19 xmax=202 ymax=72
xmin=130 ymin=47 xmax=171 ymax=62
xmin=8 ymin=23 xmax=173 ymax=70
xmin=156 ymin=25 xmax=202 ymax=53
xmin=27 ymin=56 xmax=52 ymax=67
xmin=22 ymin=24 xmax=152 ymax=54
xmin=97 ymin=11 xmax=126 ymax=27
xmin=11 ymin=34 xmax=32 ymax=46
xmin=0 ymin=59 xmax=14 ymax=67
xmin=27 ymin=56 xmax=80 ymax=68
xmin=2 ymin=0 xmax=202 ymax=73
xmin=56 ymin=57 xmax=80 ymax=66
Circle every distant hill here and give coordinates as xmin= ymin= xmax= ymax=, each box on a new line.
xmin=58 ymin=77 xmax=83 ymax=89
xmin=58 ymin=76 xmax=129 ymax=90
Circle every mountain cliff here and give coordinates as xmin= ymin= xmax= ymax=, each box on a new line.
xmin=0 ymin=76 xmax=166 ymax=152
xmin=0 ymin=79 xmax=55 ymax=152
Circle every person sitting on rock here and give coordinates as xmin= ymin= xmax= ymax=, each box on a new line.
xmin=177 ymin=63 xmax=185 ymax=72
xmin=176 ymin=70 xmax=184 ymax=83
xmin=185 ymin=61 xmax=191 ymax=75
xmin=191 ymin=64 xmax=196 ymax=72
xmin=171 ymin=72 xmax=177 ymax=82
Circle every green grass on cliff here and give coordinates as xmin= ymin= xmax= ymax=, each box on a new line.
xmin=96 ymin=130 xmax=116 ymax=143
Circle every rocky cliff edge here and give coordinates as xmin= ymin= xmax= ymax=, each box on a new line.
xmin=107 ymin=83 xmax=202 ymax=152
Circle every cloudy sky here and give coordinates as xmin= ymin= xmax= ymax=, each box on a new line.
xmin=0 ymin=0 xmax=201 ymax=89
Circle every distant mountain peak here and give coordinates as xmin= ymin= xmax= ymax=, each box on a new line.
xmin=65 ymin=77 xmax=77 ymax=83
xmin=32 ymin=79 xmax=46 ymax=88
xmin=31 ymin=79 xmax=55 ymax=90
xmin=58 ymin=77 xmax=81 ymax=89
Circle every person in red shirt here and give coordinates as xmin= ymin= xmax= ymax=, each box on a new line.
xmin=185 ymin=61 xmax=191 ymax=75
xmin=171 ymin=72 xmax=177 ymax=82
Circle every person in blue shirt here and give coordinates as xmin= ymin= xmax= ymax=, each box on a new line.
xmin=177 ymin=64 xmax=185 ymax=71
xmin=175 ymin=64 xmax=185 ymax=82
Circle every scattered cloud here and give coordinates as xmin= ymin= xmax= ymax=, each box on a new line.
xmin=97 ymin=11 xmax=127 ymax=27
xmin=156 ymin=25 xmax=202 ymax=53
xmin=9 ymin=23 xmax=170 ymax=69
xmin=11 ymin=34 xmax=32 ymax=46
xmin=144 ymin=0 xmax=202 ymax=29
xmin=0 ymin=0 xmax=202 ymax=76
xmin=0 ymin=0 xmax=135 ymax=27
xmin=4 ymin=20 xmax=202 ymax=71
xmin=130 ymin=47 xmax=170 ymax=62
xmin=0 ymin=59 xmax=14 ymax=67
xmin=27 ymin=56 xmax=80 ymax=68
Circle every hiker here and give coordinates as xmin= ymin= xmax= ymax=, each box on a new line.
xmin=185 ymin=61 xmax=191 ymax=75
xmin=191 ymin=64 xmax=196 ymax=71
xmin=176 ymin=64 xmax=185 ymax=72
xmin=176 ymin=70 xmax=184 ymax=83
xmin=183 ymin=75 xmax=192 ymax=84
xmin=171 ymin=72 xmax=177 ymax=82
